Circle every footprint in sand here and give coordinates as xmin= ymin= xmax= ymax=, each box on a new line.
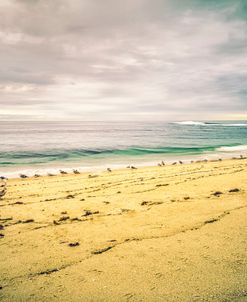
xmin=124 ymin=293 xmax=135 ymax=301
xmin=22 ymin=219 xmax=34 ymax=223
xmin=92 ymin=246 xmax=113 ymax=254
xmin=58 ymin=216 xmax=70 ymax=222
xmin=141 ymin=201 xmax=163 ymax=206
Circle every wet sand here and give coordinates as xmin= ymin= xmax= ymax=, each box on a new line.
xmin=0 ymin=159 xmax=247 ymax=301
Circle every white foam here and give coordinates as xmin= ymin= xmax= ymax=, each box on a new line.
xmin=172 ymin=121 xmax=205 ymax=126
xmin=221 ymin=123 xmax=247 ymax=127
xmin=172 ymin=121 xmax=247 ymax=127
xmin=217 ymin=145 xmax=247 ymax=152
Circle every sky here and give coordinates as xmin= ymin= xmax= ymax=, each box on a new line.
xmin=0 ymin=0 xmax=246 ymax=121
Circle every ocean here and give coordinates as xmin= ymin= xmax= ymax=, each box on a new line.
xmin=0 ymin=120 xmax=247 ymax=177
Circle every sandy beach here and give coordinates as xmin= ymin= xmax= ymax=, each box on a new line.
xmin=0 ymin=158 xmax=247 ymax=302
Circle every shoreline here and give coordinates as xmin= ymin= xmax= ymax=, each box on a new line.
xmin=1 ymin=151 xmax=246 ymax=179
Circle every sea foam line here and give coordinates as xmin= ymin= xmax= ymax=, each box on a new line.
xmin=173 ymin=121 xmax=247 ymax=127
xmin=216 ymin=145 xmax=247 ymax=152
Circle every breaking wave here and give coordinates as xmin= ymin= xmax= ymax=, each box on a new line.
xmin=217 ymin=145 xmax=247 ymax=152
xmin=172 ymin=121 xmax=206 ymax=125
xmin=173 ymin=121 xmax=247 ymax=127
xmin=0 ymin=144 xmax=245 ymax=166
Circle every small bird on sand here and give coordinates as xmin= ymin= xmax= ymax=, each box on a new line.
xmin=19 ymin=174 xmax=28 ymax=178
xmin=161 ymin=161 xmax=165 ymax=166
xmin=0 ymin=179 xmax=7 ymax=199
xmin=0 ymin=181 xmax=6 ymax=188
xmin=107 ymin=168 xmax=112 ymax=172
xmin=60 ymin=170 xmax=67 ymax=174
xmin=179 ymin=161 xmax=183 ymax=164
xmin=131 ymin=166 xmax=137 ymax=169
xmin=0 ymin=188 xmax=6 ymax=198
xmin=73 ymin=169 xmax=80 ymax=174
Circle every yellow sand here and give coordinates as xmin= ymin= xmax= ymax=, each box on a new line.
xmin=0 ymin=159 xmax=247 ymax=302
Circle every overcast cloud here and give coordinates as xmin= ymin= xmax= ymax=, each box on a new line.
xmin=0 ymin=0 xmax=246 ymax=121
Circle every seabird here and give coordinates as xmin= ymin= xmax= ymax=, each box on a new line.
xmin=0 ymin=179 xmax=6 ymax=199
xmin=19 ymin=174 xmax=28 ymax=178
xmin=0 ymin=188 xmax=6 ymax=198
xmin=60 ymin=170 xmax=68 ymax=174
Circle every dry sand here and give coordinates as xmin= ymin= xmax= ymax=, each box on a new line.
xmin=0 ymin=159 xmax=247 ymax=302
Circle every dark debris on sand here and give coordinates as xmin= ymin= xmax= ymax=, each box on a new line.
xmin=204 ymin=218 xmax=219 ymax=224
xmin=141 ymin=201 xmax=163 ymax=206
xmin=229 ymin=188 xmax=240 ymax=193
xmin=92 ymin=246 xmax=113 ymax=254
xmin=38 ymin=268 xmax=59 ymax=275
xmin=212 ymin=191 xmax=223 ymax=197
xmin=82 ymin=210 xmax=99 ymax=217
xmin=58 ymin=216 xmax=70 ymax=222
xmin=13 ymin=201 xmax=24 ymax=205
xmin=68 ymin=242 xmax=80 ymax=247
xmin=22 ymin=219 xmax=34 ymax=223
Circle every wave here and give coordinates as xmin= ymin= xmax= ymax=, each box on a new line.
xmin=172 ymin=121 xmax=206 ymax=125
xmin=216 ymin=145 xmax=247 ymax=152
xmin=173 ymin=121 xmax=247 ymax=127
xmin=220 ymin=123 xmax=247 ymax=127
xmin=1 ymin=143 xmax=246 ymax=167
xmin=0 ymin=146 xmax=219 ymax=166
xmin=205 ymin=122 xmax=247 ymax=127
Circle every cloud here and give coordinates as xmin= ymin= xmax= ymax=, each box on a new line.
xmin=0 ymin=0 xmax=246 ymax=120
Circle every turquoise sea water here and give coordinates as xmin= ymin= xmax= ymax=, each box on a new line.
xmin=0 ymin=121 xmax=247 ymax=176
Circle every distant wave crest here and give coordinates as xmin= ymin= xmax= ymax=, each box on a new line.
xmin=172 ymin=121 xmax=205 ymax=125
xmin=173 ymin=121 xmax=247 ymax=127
xmin=220 ymin=123 xmax=247 ymax=127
